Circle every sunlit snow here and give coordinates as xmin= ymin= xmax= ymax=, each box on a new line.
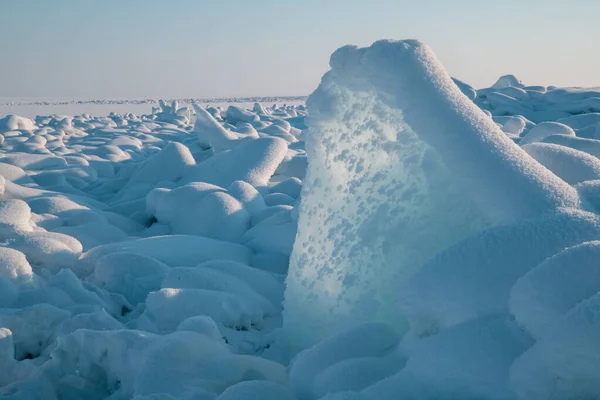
xmin=1 ymin=40 xmax=600 ymax=400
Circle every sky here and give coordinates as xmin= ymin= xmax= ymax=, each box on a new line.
xmin=1 ymin=0 xmax=599 ymax=99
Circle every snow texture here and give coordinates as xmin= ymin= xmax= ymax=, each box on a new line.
xmin=2 ymin=38 xmax=600 ymax=400
xmin=284 ymin=39 xmax=578 ymax=351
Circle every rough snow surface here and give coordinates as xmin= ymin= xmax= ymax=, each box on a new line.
xmin=1 ymin=39 xmax=600 ymax=400
xmin=284 ymin=39 xmax=579 ymax=353
xmin=0 ymin=101 xmax=305 ymax=399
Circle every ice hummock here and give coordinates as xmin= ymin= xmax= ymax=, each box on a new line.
xmin=283 ymin=39 xmax=579 ymax=352
xmin=0 ymin=98 xmax=310 ymax=399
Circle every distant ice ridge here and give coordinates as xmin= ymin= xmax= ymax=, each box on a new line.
xmin=284 ymin=39 xmax=578 ymax=352
xmin=0 ymin=96 xmax=307 ymax=108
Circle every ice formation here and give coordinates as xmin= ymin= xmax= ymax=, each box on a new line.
xmin=284 ymin=39 xmax=578 ymax=351
xmin=0 ymin=100 xmax=310 ymax=399
xmin=2 ymin=38 xmax=600 ymax=400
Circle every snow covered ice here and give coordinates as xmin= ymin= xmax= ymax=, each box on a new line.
xmin=285 ymin=39 xmax=600 ymax=399
xmin=284 ymin=39 xmax=577 ymax=350
xmin=1 ymin=39 xmax=600 ymax=400
xmin=0 ymin=99 xmax=307 ymax=399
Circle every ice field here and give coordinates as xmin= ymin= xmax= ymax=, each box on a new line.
xmin=1 ymin=40 xmax=600 ymax=399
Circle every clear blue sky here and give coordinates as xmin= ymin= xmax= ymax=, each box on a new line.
xmin=1 ymin=0 xmax=598 ymax=98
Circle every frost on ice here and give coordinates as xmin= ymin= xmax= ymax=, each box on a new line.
xmin=283 ymin=39 xmax=578 ymax=351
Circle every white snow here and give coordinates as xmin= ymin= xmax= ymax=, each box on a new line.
xmin=141 ymin=288 xmax=264 ymax=333
xmin=284 ymin=39 xmax=578 ymax=352
xmin=126 ymin=142 xmax=195 ymax=187
xmin=398 ymin=208 xmax=600 ymax=337
xmin=183 ymin=137 xmax=288 ymax=188
xmin=81 ymin=235 xmax=252 ymax=275
xmin=519 ymin=121 xmax=575 ymax=144
xmin=149 ymin=187 xmax=251 ymax=242
xmin=193 ymin=105 xmax=248 ymax=152
xmin=225 ymin=105 xmax=260 ymax=125
xmin=510 ymin=293 xmax=600 ymax=400
xmin=1 ymin=38 xmax=600 ymax=400
xmin=90 ymin=252 xmax=169 ymax=306
xmin=270 ymin=177 xmax=302 ymax=199
xmin=289 ymin=322 xmax=401 ymax=400
xmin=0 ymin=115 xmax=36 ymax=132
xmin=364 ymin=315 xmax=532 ymax=400
xmin=522 ymin=142 xmax=600 ymax=184
xmin=509 ymin=241 xmax=600 ymax=339
xmin=0 ymin=247 xmax=34 ymax=284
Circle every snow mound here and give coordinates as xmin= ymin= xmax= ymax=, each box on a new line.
xmin=7 ymin=231 xmax=82 ymax=269
xmin=149 ymin=186 xmax=250 ymax=242
xmin=364 ymin=315 xmax=531 ymax=400
xmin=225 ymin=105 xmax=260 ymax=125
xmin=269 ymin=177 xmax=302 ymax=199
xmin=243 ymin=206 xmax=297 ymax=256
xmin=575 ymin=179 xmax=600 ymax=211
xmin=0 ymin=162 xmax=33 ymax=183
xmin=510 ymin=293 xmax=600 ymax=400
xmin=81 ymin=235 xmax=252 ymax=276
xmin=161 ymin=266 xmax=275 ymax=314
xmin=0 ymin=115 xmax=36 ymax=132
xmin=228 ymin=180 xmax=267 ymax=216
xmin=1 ymin=153 xmax=67 ymax=170
xmin=141 ymin=288 xmax=264 ymax=333
xmin=519 ymin=121 xmax=575 ymax=145
xmin=541 ymin=134 xmax=600 ymax=158
xmin=41 ymin=329 xmax=287 ymax=399
xmin=193 ymin=105 xmax=247 ymax=152
xmin=146 ymin=182 xmax=225 ymax=221
xmin=494 ymin=115 xmax=529 ymax=136
xmin=0 ymin=247 xmax=34 ymax=284
xmin=522 ymin=142 xmax=600 ymax=184
xmin=491 ymin=75 xmax=524 ymax=89
xmin=558 ymin=112 xmax=600 ymax=130
xmin=398 ymin=209 xmax=600 ymax=336
xmin=126 ymin=142 xmax=195 ymax=187
xmin=196 ymin=260 xmax=283 ymax=306
xmin=510 ymin=241 xmax=600 ymax=339
xmin=289 ymin=322 xmax=401 ymax=399
xmin=176 ymin=315 xmax=224 ymax=342
xmin=0 ymin=304 xmax=70 ymax=360
xmin=90 ymin=252 xmax=169 ymax=306
xmin=183 ymin=137 xmax=288 ymax=188
xmin=0 ymin=199 xmax=34 ymax=233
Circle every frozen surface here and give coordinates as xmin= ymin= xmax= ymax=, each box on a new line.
xmin=0 ymin=100 xmax=306 ymax=398
xmin=510 ymin=293 xmax=600 ymax=400
xmin=510 ymin=241 xmax=600 ymax=339
xmin=1 ymin=39 xmax=600 ymax=400
xmin=0 ymin=97 xmax=306 ymax=119
xmin=398 ymin=208 xmax=600 ymax=337
xmin=284 ymin=39 xmax=578 ymax=352
xmin=522 ymin=142 xmax=600 ymax=184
